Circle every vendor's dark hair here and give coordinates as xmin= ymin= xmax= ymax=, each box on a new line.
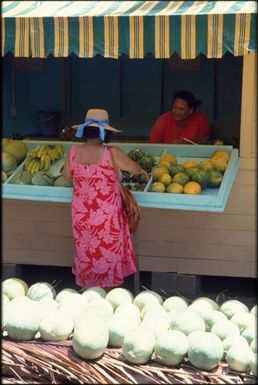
xmin=82 ymin=126 xmax=112 ymax=143
xmin=173 ymin=90 xmax=201 ymax=110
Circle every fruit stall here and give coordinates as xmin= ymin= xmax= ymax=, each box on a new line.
xmin=1 ymin=2 xmax=257 ymax=384
xmin=2 ymin=1 xmax=256 ymax=280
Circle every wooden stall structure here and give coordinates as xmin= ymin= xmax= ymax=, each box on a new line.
xmin=2 ymin=1 xmax=257 ymax=282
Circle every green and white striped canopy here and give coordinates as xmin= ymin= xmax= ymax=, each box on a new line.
xmin=2 ymin=1 xmax=257 ymax=59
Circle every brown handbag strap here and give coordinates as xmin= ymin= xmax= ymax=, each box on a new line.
xmin=108 ymin=146 xmax=121 ymax=183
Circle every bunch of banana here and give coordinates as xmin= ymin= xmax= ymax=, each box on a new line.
xmin=23 ymin=144 xmax=65 ymax=173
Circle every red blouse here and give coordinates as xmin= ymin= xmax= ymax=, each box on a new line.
xmin=149 ymin=111 xmax=210 ymax=144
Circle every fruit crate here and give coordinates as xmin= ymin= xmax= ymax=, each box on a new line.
xmin=2 ymin=140 xmax=239 ymax=212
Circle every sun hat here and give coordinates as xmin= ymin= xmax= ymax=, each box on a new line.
xmin=72 ymin=109 xmax=121 ymax=140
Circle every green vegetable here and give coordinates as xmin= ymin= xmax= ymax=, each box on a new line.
xmin=32 ymin=171 xmax=54 ymax=186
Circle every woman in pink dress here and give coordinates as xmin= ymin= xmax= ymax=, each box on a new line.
xmin=62 ymin=109 xmax=148 ymax=289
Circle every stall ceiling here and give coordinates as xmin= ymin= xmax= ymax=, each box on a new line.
xmin=2 ymin=1 xmax=257 ymax=59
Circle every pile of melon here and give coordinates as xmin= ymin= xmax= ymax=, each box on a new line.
xmin=2 ymin=277 xmax=257 ymax=377
xmin=2 ymin=139 xmax=28 ymax=183
xmin=150 ymin=149 xmax=230 ymax=195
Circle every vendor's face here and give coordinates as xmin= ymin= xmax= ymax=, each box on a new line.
xmin=172 ymin=98 xmax=193 ymax=123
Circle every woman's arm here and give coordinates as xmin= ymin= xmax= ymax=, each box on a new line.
xmin=110 ymin=147 xmax=149 ymax=180
xmin=62 ymin=149 xmax=73 ymax=180
xmin=149 ymin=115 xmax=165 ymax=143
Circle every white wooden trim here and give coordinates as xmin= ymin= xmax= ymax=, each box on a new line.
xmin=240 ymin=52 xmax=257 ymax=159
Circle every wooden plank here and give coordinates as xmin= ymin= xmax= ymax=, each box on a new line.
xmin=3 ymin=234 xmax=74 ymax=252
xmin=140 ymin=256 xmax=256 ymax=278
xmin=138 ymin=227 xmax=255 ymax=247
xmin=3 ymin=219 xmax=72 ymax=236
xmin=2 ymin=249 xmax=73 ymax=266
xmin=138 ymin=241 xmax=255 ymax=262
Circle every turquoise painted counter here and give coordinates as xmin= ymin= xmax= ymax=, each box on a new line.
xmin=2 ymin=141 xmax=239 ymax=212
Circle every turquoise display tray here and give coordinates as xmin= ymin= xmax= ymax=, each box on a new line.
xmin=2 ymin=141 xmax=239 ymax=212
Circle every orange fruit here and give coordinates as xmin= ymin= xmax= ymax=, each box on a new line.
xmin=158 ymin=173 xmax=172 ymax=186
xmin=211 ymin=150 xmax=230 ymax=163
xmin=160 ymin=153 xmax=177 ymax=165
xmin=152 ymin=166 xmax=169 ymax=180
xmin=150 ymin=182 xmax=166 ymax=192
xmin=183 ymin=160 xmax=199 ymax=169
xmin=166 ymin=182 xmax=184 ymax=194
xmin=183 ymin=181 xmax=202 ymax=195
xmin=210 ymin=156 xmax=227 ymax=172
xmin=158 ymin=160 xmax=173 ymax=171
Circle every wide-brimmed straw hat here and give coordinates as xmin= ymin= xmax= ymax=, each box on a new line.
xmin=72 ymin=109 xmax=121 ymax=139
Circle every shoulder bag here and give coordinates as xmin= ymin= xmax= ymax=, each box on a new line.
xmin=109 ymin=147 xmax=140 ymax=233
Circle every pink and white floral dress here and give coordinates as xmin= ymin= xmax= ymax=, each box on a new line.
xmin=69 ymin=145 xmax=136 ymax=288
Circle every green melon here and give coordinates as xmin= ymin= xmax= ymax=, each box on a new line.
xmin=220 ymin=300 xmax=249 ymax=319
xmin=141 ymin=303 xmax=167 ymax=319
xmin=122 ymin=326 xmax=156 ymax=364
xmin=204 ymin=310 xmax=228 ymax=331
xmin=55 ymin=288 xmax=78 ymax=303
xmin=162 ymin=296 xmax=188 ymax=313
xmin=231 ymin=312 xmax=255 ymax=332
xmin=72 ymin=313 xmax=109 ymax=359
xmin=169 ymin=309 xmax=206 ymax=336
xmin=133 ymin=290 xmax=163 ymax=311
xmin=226 ymin=344 xmax=254 ymax=373
xmin=141 ymin=315 xmax=169 ymax=338
xmin=211 ymin=320 xmax=240 ymax=340
xmin=105 ymin=288 xmax=134 ymax=310
xmin=26 ymin=282 xmax=56 ymax=301
xmin=108 ymin=314 xmax=139 ymax=348
xmin=249 ymin=353 xmax=257 ymax=376
xmin=241 ymin=326 xmax=255 ymax=344
xmin=84 ymin=298 xmax=114 ymax=320
xmin=250 ymin=339 xmax=257 ymax=353
xmin=3 ymin=278 xmax=28 ymax=300
xmin=223 ymin=335 xmax=249 ymax=357
xmin=250 ymin=305 xmax=257 ymax=317
xmin=39 ymin=310 xmax=74 ymax=341
xmin=192 ymin=297 xmax=219 ymax=311
xmin=154 ymin=330 xmax=188 ymax=366
xmin=114 ymin=303 xmax=141 ymax=323
xmin=187 ymin=331 xmax=224 ymax=370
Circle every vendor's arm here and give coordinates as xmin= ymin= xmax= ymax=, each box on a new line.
xmin=149 ymin=115 xmax=165 ymax=143
xmin=110 ymin=147 xmax=149 ymax=180
xmin=62 ymin=149 xmax=73 ymax=180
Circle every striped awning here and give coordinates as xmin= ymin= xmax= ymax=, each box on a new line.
xmin=2 ymin=1 xmax=257 ymax=59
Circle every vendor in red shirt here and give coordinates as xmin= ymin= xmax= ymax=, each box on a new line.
xmin=150 ymin=90 xmax=210 ymax=144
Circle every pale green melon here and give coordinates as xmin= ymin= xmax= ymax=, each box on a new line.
xmin=220 ymin=300 xmax=249 ymax=319
xmin=141 ymin=315 xmax=169 ymax=338
xmin=105 ymin=288 xmax=134 ymax=310
xmin=3 ymin=278 xmax=28 ymax=300
xmin=5 ymin=302 xmax=41 ymax=340
xmin=72 ymin=313 xmax=109 ymax=359
xmin=39 ymin=297 xmax=59 ymax=311
xmin=133 ymin=290 xmax=163 ymax=311
xmin=249 ymin=353 xmax=257 ymax=376
xmin=162 ymin=296 xmax=188 ymax=312
xmin=114 ymin=303 xmax=141 ymax=323
xmin=187 ymin=331 xmax=224 ymax=370
xmin=223 ymin=335 xmax=249 ymax=357
xmin=81 ymin=290 xmax=104 ymax=304
xmin=204 ymin=310 xmax=228 ymax=331
xmin=108 ymin=314 xmax=139 ymax=348
xmin=84 ymin=298 xmax=114 ymax=321
xmin=192 ymin=297 xmax=219 ymax=311
xmin=58 ymin=294 xmax=88 ymax=324
xmin=55 ymin=288 xmax=78 ymax=303
xmin=154 ymin=330 xmax=188 ymax=366
xmin=141 ymin=304 xmax=167 ymax=320
xmin=26 ymin=282 xmax=56 ymax=301
xmin=250 ymin=305 xmax=257 ymax=317
xmin=169 ymin=309 xmax=206 ymax=336
xmin=2 ymin=294 xmax=10 ymax=305
xmin=211 ymin=320 xmax=240 ymax=340
xmin=4 ymin=139 xmax=28 ymax=164
xmin=188 ymin=302 xmax=213 ymax=322
xmin=241 ymin=326 xmax=255 ymax=344
xmin=226 ymin=344 xmax=253 ymax=373
xmin=39 ymin=310 xmax=74 ymax=341
xmin=2 ymin=152 xmax=17 ymax=173
xmin=122 ymin=325 xmax=156 ymax=364
xmin=10 ymin=296 xmax=32 ymax=307
xmin=231 ymin=312 xmax=256 ymax=332
xmin=81 ymin=286 xmax=106 ymax=298
xmin=250 ymin=339 xmax=257 ymax=353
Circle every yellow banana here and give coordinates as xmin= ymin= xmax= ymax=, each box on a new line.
xmin=27 ymin=159 xmax=35 ymax=173
xmin=37 ymin=145 xmax=46 ymax=158
xmin=39 ymin=155 xmax=45 ymax=170
xmin=24 ymin=158 xmax=32 ymax=171
xmin=43 ymin=155 xmax=51 ymax=171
